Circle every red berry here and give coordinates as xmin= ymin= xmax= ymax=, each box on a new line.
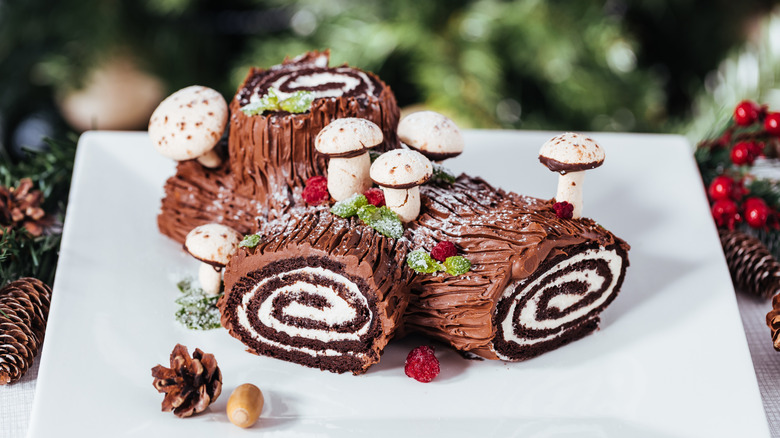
xmin=431 ymin=241 xmax=458 ymax=262
xmin=302 ymin=176 xmax=330 ymax=205
xmin=734 ymin=100 xmax=761 ymax=126
xmin=748 ymin=141 xmax=765 ymax=158
xmin=766 ymin=112 xmax=780 ymax=136
xmin=708 ymin=176 xmax=735 ymax=201
xmin=730 ymin=142 xmax=756 ymax=166
xmin=553 ymin=201 xmax=574 ymax=219
xmin=711 ymin=199 xmax=740 ymax=230
xmin=363 ymin=188 xmax=385 ymax=207
xmin=404 ymin=345 xmax=440 ymax=383
xmin=744 ymin=197 xmax=770 ymax=228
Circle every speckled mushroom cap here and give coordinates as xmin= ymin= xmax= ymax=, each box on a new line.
xmin=314 ymin=118 xmax=383 ymax=157
xmin=370 ymin=149 xmax=433 ymax=189
xmin=148 ymin=86 xmax=228 ymax=161
xmin=398 ymin=111 xmax=464 ymax=160
xmin=184 ymin=223 xmax=242 ymax=267
xmin=538 ymin=132 xmax=605 ymax=173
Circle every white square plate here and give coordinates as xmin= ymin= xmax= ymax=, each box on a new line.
xmin=28 ymin=130 xmax=769 ymax=437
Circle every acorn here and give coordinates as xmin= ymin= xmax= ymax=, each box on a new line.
xmin=227 ymin=383 xmax=264 ymax=428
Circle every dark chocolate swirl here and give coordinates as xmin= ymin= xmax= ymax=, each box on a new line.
xmin=491 ymin=244 xmax=628 ymax=360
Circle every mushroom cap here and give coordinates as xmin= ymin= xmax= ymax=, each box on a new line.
xmin=184 ymin=223 xmax=242 ymax=267
xmin=538 ymin=132 xmax=605 ymax=173
xmin=314 ymin=118 xmax=383 ymax=157
xmin=148 ymin=86 xmax=228 ymax=161
xmin=370 ymin=149 xmax=433 ymax=189
xmin=398 ymin=111 xmax=464 ymax=160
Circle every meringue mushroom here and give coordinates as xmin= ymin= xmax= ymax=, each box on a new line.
xmin=184 ymin=224 xmax=242 ymax=295
xmin=315 ymin=118 xmax=384 ymax=201
xmin=538 ymin=132 xmax=605 ymax=219
xmin=148 ymin=86 xmax=228 ymax=168
xmin=398 ymin=111 xmax=464 ymax=161
xmin=370 ymin=149 xmax=433 ymax=222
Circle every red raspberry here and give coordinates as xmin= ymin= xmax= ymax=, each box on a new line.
xmin=363 ymin=187 xmax=386 ymax=207
xmin=302 ymin=176 xmax=329 ymax=205
xmin=553 ymin=201 xmax=574 ymax=219
xmin=430 ymin=241 xmax=457 ymax=262
xmin=404 ymin=345 xmax=440 ymax=383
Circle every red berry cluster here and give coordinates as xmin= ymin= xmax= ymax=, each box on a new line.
xmin=703 ymin=100 xmax=780 ymax=231
xmin=728 ymin=100 xmax=780 ymax=166
xmin=708 ymin=174 xmax=774 ymax=230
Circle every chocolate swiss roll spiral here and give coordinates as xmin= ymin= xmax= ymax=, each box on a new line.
xmin=403 ymin=176 xmax=629 ymax=361
xmin=220 ymin=210 xmax=412 ymax=374
xmin=228 ymin=51 xmax=400 ymax=201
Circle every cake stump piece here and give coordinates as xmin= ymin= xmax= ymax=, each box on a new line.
xmin=228 ymin=51 xmax=400 ymax=201
xmin=220 ymin=209 xmax=413 ymax=374
xmin=404 ymin=176 xmax=629 ymax=361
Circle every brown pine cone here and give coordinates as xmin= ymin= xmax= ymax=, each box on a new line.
xmin=151 ymin=344 xmax=222 ymax=418
xmin=0 ymin=178 xmax=51 ymax=236
xmin=0 ymin=277 xmax=52 ymax=384
xmin=767 ymin=295 xmax=780 ymax=351
xmin=719 ymin=229 xmax=780 ymax=299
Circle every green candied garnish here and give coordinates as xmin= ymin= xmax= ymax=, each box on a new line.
xmin=240 ymin=88 xmax=280 ymax=116
xmin=279 ymin=90 xmax=315 ymax=113
xmin=357 ymin=205 xmax=403 ymax=239
xmin=174 ymin=278 xmax=222 ymax=330
xmin=240 ymin=87 xmax=315 ymax=116
xmin=444 ymin=255 xmax=471 ymax=275
xmin=431 ymin=163 xmax=456 ymax=185
xmin=331 ymin=193 xmax=368 ymax=218
xmin=239 ymin=234 xmax=262 ymax=249
xmin=406 ymin=249 xmax=444 ymax=274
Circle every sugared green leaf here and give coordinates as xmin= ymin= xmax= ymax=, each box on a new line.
xmin=406 ymin=249 xmax=443 ymax=274
xmin=239 ymin=234 xmax=262 ymax=248
xmin=331 ymin=193 xmax=368 ymax=218
xmin=444 ymin=255 xmax=471 ymax=275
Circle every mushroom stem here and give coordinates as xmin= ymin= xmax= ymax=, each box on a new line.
xmin=196 ymin=149 xmax=222 ymax=168
xmin=556 ymin=171 xmax=585 ymax=219
xmin=199 ymin=263 xmax=223 ymax=295
xmin=327 ymin=153 xmax=372 ymax=201
xmin=383 ymin=187 xmax=421 ymax=223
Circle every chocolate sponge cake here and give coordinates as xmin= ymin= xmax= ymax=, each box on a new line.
xmin=406 ymin=176 xmax=629 ymax=361
xmin=153 ymin=52 xmax=630 ymax=373
xmin=220 ymin=210 xmax=412 ymax=374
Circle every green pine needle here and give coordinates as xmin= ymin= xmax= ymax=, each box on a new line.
xmin=0 ymin=135 xmax=77 ymax=287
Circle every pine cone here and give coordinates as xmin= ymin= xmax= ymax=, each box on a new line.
xmin=719 ymin=229 xmax=780 ymax=298
xmin=151 ymin=344 xmax=222 ymax=418
xmin=0 ymin=178 xmax=51 ymax=236
xmin=766 ymin=295 xmax=780 ymax=351
xmin=0 ymin=277 xmax=52 ymax=384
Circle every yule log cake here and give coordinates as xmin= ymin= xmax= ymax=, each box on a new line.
xmin=149 ymin=51 xmax=630 ymax=374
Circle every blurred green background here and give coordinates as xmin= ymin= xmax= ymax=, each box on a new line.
xmin=2 ymin=0 xmax=780 ymax=159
